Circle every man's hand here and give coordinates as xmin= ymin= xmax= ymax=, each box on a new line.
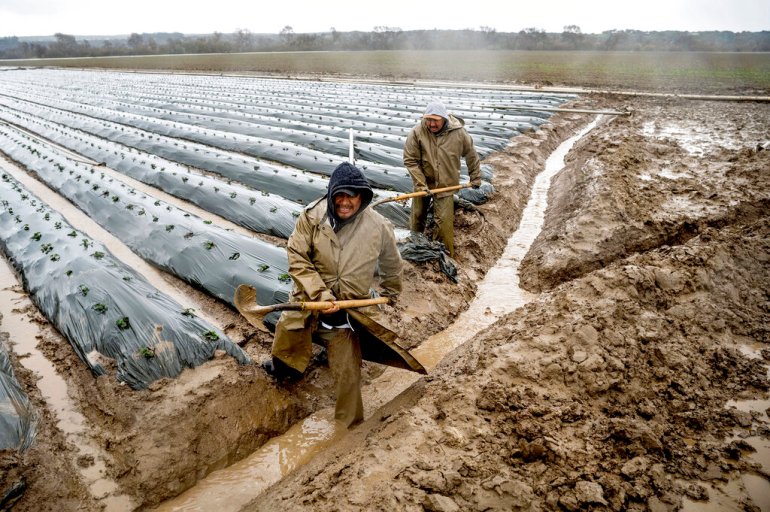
xmin=420 ymin=187 xmax=433 ymax=197
xmin=321 ymin=301 xmax=340 ymax=315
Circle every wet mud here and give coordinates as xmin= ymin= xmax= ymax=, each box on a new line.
xmin=1 ymin=88 xmax=769 ymax=512
xmin=250 ymin=96 xmax=770 ymax=511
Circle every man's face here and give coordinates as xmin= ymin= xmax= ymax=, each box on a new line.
xmin=333 ymin=192 xmax=362 ymax=220
xmin=424 ymin=115 xmax=445 ymax=134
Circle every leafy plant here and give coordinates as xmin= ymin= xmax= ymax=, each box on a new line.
xmin=92 ymin=303 xmax=108 ymax=314
xmin=138 ymin=346 xmax=155 ymax=358
xmin=181 ymin=308 xmax=196 ymax=317
xmin=116 ymin=317 xmax=130 ymax=330
xmin=278 ymin=272 xmax=292 ymax=283
xmin=91 ymin=251 xmax=105 ymax=260
xmin=204 ymin=241 xmax=215 ymax=250
xmin=31 ymin=231 xmax=42 ymax=241
xmin=258 ymin=264 xmax=269 ymax=272
xmin=202 ymin=330 xmax=219 ymax=342
xmin=78 ymin=284 xmax=89 ymax=296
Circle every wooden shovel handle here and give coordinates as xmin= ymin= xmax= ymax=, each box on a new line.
xmin=372 ymin=183 xmax=472 ymax=207
xmin=251 ymin=296 xmax=390 ymax=315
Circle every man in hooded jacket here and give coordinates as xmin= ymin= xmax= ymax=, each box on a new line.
xmin=264 ymin=162 xmax=422 ymax=428
xmin=403 ymin=101 xmax=482 ymax=257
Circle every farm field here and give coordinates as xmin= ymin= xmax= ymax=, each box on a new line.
xmin=1 ymin=59 xmax=769 ymax=511
xmin=2 ymin=50 xmax=770 ymax=95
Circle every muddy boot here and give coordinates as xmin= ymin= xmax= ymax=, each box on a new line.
xmin=261 ymin=357 xmax=302 ymax=383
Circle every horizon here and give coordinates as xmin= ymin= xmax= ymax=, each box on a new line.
xmin=1 ymin=0 xmax=767 ymax=39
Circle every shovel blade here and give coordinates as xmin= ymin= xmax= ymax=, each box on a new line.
xmin=234 ymin=284 xmax=270 ymax=332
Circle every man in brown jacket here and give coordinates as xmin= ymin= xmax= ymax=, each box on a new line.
xmin=403 ymin=101 xmax=482 ymax=257
xmin=263 ymin=162 xmax=424 ymax=427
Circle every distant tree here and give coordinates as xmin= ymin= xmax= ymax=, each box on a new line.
xmin=48 ymin=33 xmax=79 ymax=57
xmin=561 ymin=25 xmax=584 ymax=49
xmin=127 ymin=33 xmax=145 ymax=49
xmin=234 ymin=29 xmax=254 ymax=52
xmin=279 ymin=25 xmax=294 ymax=47
xmin=519 ymin=27 xmax=546 ymax=50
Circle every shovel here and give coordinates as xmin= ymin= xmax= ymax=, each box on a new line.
xmin=372 ymin=183 xmax=472 ymax=207
xmin=234 ymin=284 xmax=389 ymax=332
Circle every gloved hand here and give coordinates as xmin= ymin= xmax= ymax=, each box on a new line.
xmin=420 ymin=187 xmax=433 ymax=197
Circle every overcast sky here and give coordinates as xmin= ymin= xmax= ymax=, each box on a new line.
xmin=0 ymin=0 xmax=768 ymax=38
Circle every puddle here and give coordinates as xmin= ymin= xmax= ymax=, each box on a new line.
xmin=641 ymin=120 xmax=740 ymax=156
xmin=683 ymin=341 xmax=770 ymax=512
xmin=153 ymin=116 xmax=602 ymax=511
xmin=0 ymin=258 xmax=135 ymax=510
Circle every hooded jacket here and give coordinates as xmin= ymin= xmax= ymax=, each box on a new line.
xmin=403 ymin=113 xmax=482 ymax=198
xmin=271 ymin=166 xmax=424 ymax=374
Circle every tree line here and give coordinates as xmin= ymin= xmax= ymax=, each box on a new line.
xmin=1 ymin=27 xmax=769 ymax=59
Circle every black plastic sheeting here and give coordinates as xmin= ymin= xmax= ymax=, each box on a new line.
xmin=0 ymin=344 xmax=36 ymax=452
xmin=0 ymin=172 xmax=250 ymax=389
xmin=0 ymin=107 xmax=301 ymax=239
xmin=0 ymin=125 xmax=292 ymax=311
xmin=0 ymin=100 xmax=413 ymax=229
xmin=397 ymin=233 xmax=458 ymax=283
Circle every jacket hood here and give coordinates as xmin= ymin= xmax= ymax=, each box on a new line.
xmin=326 ymin=162 xmax=374 ymax=231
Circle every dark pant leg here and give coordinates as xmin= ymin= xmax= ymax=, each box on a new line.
xmin=410 ymin=195 xmax=430 ymax=233
xmin=433 ymin=195 xmax=455 ymax=257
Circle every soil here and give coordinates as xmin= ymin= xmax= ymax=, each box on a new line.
xmin=248 ymin=95 xmax=770 ymax=511
xmin=1 ymin=75 xmax=769 ymax=512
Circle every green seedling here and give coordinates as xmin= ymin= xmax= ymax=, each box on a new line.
xmin=91 ymin=251 xmax=105 ymax=260
xmin=204 ymin=241 xmax=215 ymax=250
xmin=278 ymin=272 xmax=292 ymax=283
xmin=116 ymin=317 xmax=130 ymax=330
xmin=31 ymin=232 xmax=42 ymax=241
xmin=257 ymin=264 xmax=269 ymax=272
xmin=138 ymin=346 xmax=155 ymax=359
xmin=229 ymin=252 xmax=240 ymax=260
xmin=202 ymin=331 xmax=219 ymax=342
xmin=79 ymin=284 xmax=89 ymax=296
xmin=92 ymin=303 xmax=108 ymax=314
xmin=181 ymin=308 xmax=196 ymax=317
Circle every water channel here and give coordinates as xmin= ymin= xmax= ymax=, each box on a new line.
xmin=154 ymin=117 xmax=602 ymax=511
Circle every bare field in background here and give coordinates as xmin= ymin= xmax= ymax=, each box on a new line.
xmin=2 ymin=50 xmax=769 ymax=95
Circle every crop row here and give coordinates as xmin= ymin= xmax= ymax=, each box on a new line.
xmin=0 ymin=99 xmax=411 ymax=229
xmin=0 ymin=172 xmax=251 ymax=389
xmin=0 ymin=123 xmax=293 ymax=311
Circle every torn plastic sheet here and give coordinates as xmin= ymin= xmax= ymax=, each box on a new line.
xmin=0 ymin=344 xmax=37 ymax=452
xmin=0 ymin=172 xmax=250 ymax=389
xmin=398 ymin=232 xmax=458 ymax=283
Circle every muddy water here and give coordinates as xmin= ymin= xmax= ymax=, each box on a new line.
xmin=0 ymin=258 xmax=135 ymax=511
xmin=154 ymin=117 xmax=602 ymax=511
xmin=682 ymin=345 xmax=770 ymax=512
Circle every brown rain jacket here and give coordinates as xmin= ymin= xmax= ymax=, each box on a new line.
xmin=271 ymin=198 xmax=425 ymax=374
xmin=403 ymin=114 xmax=482 ymax=198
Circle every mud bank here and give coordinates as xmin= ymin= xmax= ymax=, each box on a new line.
xmin=250 ymin=96 xmax=770 ymax=511
xmin=0 ymin=92 xmax=591 ymax=508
